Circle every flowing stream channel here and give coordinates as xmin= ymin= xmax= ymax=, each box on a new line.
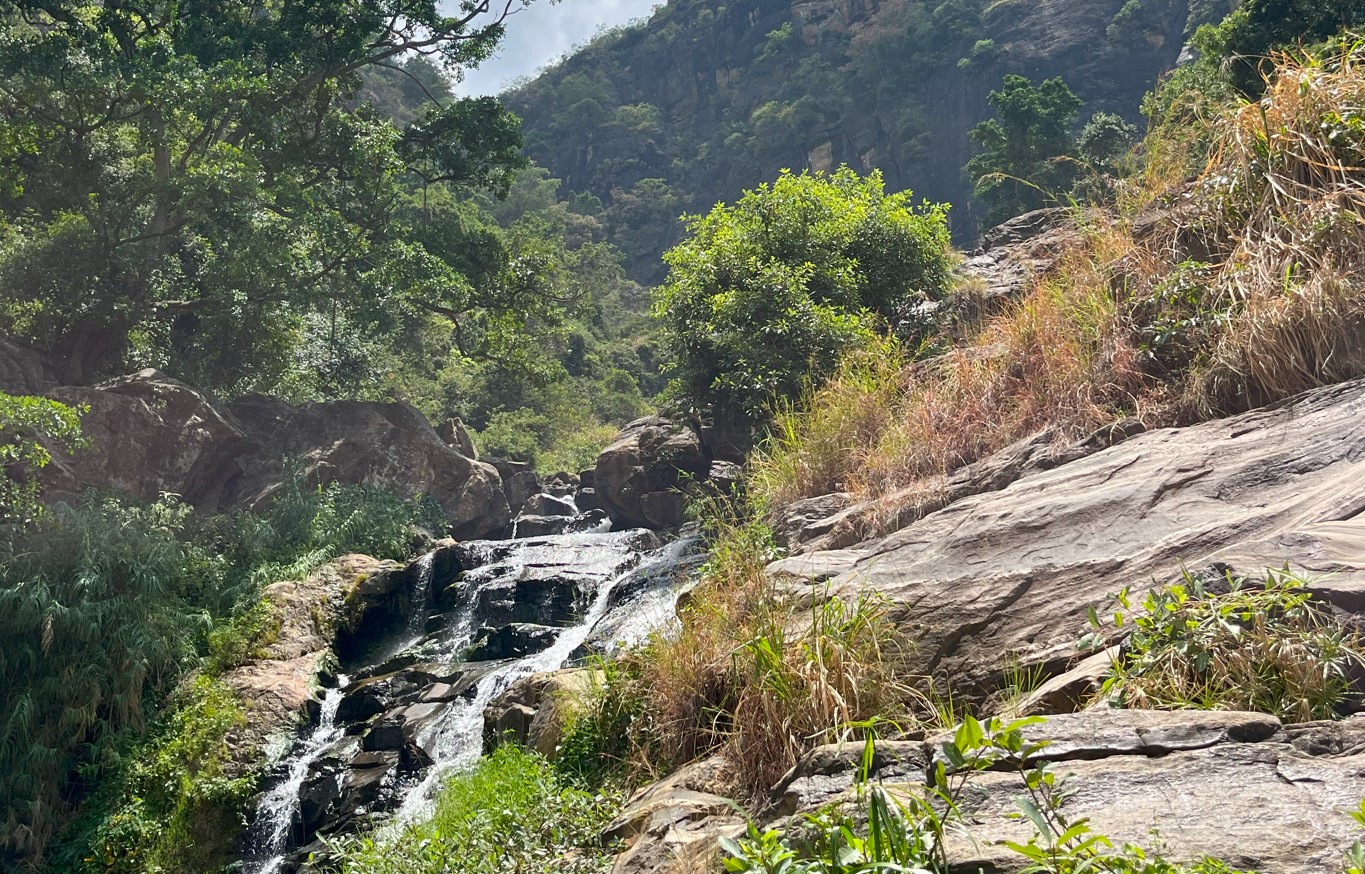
xmin=241 ymin=506 xmax=699 ymax=873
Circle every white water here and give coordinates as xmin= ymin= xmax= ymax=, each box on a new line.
xmin=244 ymin=675 xmax=349 ymax=874
xmin=390 ymin=532 xmax=686 ymax=825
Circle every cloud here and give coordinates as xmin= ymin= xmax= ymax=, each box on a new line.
xmin=449 ymin=0 xmax=658 ymax=96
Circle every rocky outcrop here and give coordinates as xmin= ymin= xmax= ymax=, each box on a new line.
xmin=0 ymin=336 xmax=59 ymax=395
xmin=40 ymin=369 xmax=249 ymax=510
xmin=594 ymin=416 xmax=711 ymax=530
xmin=29 ymin=368 xmax=510 ymax=538
xmin=614 ymin=710 xmax=1365 ymax=874
xmin=770 ymin=377 xmax=1365 ymax=695
xmin=221 ymin=554 xmax=403 ymax=775
xmin=483 ymin=668 xmax=601 ymax=757
xmin=228 ymin=395 xmax=509 ymax=538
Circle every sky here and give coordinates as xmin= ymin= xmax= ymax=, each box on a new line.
xmin=451 ymin=0 xmax=659 ymax=96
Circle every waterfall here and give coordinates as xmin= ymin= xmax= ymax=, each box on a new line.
xmin=242 ymin=677 xmax=349 ymax=874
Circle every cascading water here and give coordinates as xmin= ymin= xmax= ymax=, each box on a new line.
xmin=240 ymin=521 xmax=699 ymax=872
xmin=243 ymin=676 xmax=349 ymax=874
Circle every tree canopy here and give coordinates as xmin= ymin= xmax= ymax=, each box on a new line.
xmin=0 ymin=0 xmax=541 ymax=390
xmin=653 ymin=167 xmax=950 ymax=424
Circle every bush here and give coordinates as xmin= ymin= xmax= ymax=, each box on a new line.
xmin=653 ymin=167 xmax=951 ymax=424
xmin=328 ymin=744 xmax=623 ymax=874
xmin=1085 ymin=566 xmax=1364 ymax=722
xmin=0 ymin=495 xmax=211 ymax=861
xmin=0 ymin=391 xmax=83 ymax=525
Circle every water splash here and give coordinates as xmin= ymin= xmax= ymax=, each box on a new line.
xmin=243 ymin=676 xmax=349 ymax=874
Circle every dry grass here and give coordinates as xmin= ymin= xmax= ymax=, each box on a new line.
xmin=753 ymin=41 xmax=1365 ymax=519
xmin=604 ymin=510 xmax=932 ymax=800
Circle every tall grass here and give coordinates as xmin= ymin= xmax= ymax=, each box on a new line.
xmin=752 ymin=40 xmax=1365 ymax=520
xmin=568 ymin=506 xmax=931 ymax=800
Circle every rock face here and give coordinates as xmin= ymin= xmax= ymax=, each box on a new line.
xmin=612 ymin=711 xmax=1365 ymax=874
xmin=28 ymin=368 xmax=510 ymax=537
xmin=221 ymin=554 xmax=402 ymax=776
xmin=228 ymin=395 xmax=509 ymax=538
xmin=483 ymin=668 xmax=601 ymax=757
xmin=40 ymin=369 xmax=249 ymax=510
xmin=594 ymin=416 xmax=710 ymax=530
xmin=0 ymin=336 xmax=59 ymax=395
xmin=770 ymin=377 xmax=1365 ymax=695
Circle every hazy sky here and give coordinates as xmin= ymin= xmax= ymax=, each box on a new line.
xmin=452 ymin=0 xmax=659 ymax=96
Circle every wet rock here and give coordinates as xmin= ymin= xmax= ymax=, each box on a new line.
xmin=513 ymin=514 xmax=577 ymax=538
xmin=522 ymin=493 xmax=577 ymax=517
xmin=576 ymin=487 xmax=603 ymax=512
xmin=361 ymin=721 xmax=405 ymax=752
xmin=466 ymin=623 xmax=559 ymax=661
xmin=476 ymin=572 xmax=592 ymax=627
xmin=578 ymin=468 xmax=596 ymax=489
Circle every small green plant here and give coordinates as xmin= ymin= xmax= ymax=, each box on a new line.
xmin=0 ymin=391 xmax=83 ymax=525
xmin=328 ymin=744 xmax=624 ymax=874
xmin=1083 ymin=565 xmax=1364 ymax=722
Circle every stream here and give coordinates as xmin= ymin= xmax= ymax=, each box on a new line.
xmin=240 ymin=500 xmax=700 ymax=873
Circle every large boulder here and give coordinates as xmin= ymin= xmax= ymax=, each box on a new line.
xmin=770 ymin=377 xmax=1365 ymax=696
xmin=39 ymin=369 xmax=248 ymax=510
xmin=227 ymin=395 xmax=510 ymax=538
xmin=0 ymin=336 xmax=59 ymax=395
xmin=594 ymin=416 xmax=710 ymax=530
xmin=483 ymin=668 xmax=602 ymax=757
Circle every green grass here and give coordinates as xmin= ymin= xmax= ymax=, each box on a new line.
xmin=327 ymin=745 xmax=624 ymax=874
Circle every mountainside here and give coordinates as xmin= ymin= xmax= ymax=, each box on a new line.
xmin=507 ymin=0 xmax=1226 ymax=280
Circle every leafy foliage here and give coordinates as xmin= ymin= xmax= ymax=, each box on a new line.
xmin=0 ymin=0 xmax=536 ymax=390
xmin=966 ymin=75 xmax=1084 ymax=226
xmin=1084 ymin=566 xmax=1363 ymax=722
xmin=327 ymin=744 xmax=623 ymax=874
xmin=0 ymin=391 xmax=82 ymax=524
xmin=654 ymin=167 xmax=950 ymax=423
xmin=1 ymin=471 xmax=442 ymax=865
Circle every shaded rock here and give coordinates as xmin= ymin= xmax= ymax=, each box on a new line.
xmin=595 ymin=416 xmax=709 ymax=529
xmin=576 ymin=486 xmax=603 ymax=513
xmin=0 ymin=336 xmax=59 ymax=395
xmin=545 ymin=471 xmax=579 ymax=497
xmin=475 ymin=572 xmax=593 ymax=627
xmin=40 ymin=369 xmax=248 ymax=511
xmin=771 ymin=493 xmax=852 ymax=551
xmin=513 ymin=514 xmax=577 ymax=538
xmin=784 ymin=378 xmax=1365 ymax=696
xmin=1012 ymin=647 xmax=1117 ymax=716
xmin=466 ymin=623 xmax=559 ymax=661
xmin=578 ymin=468 xmax=596 ymax=489
xmin=228 ymin=395 xmax=509 ymax=539
xmin=488 ymin=458 xmax=542 ymax=512
xmin=483 ymin=668 xmax=603 ymax=757
xmin=435 ymin=417 xmax=478 ymax=459
xmin=522 ymin=492 xmax=577 ymax=517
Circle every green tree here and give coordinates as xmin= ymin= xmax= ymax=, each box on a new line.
xmin=1199 ymin=0 xmax=1365 ymax=92
xmin=1078 ymin=111 xmax=1139 ymax=175
xmin=0 ymin=392 xmax=82 ymax=525
xmin=0 ymin=0 xmax=538 ymax=390
xmin=966 ymin=75 xmax=1083 ymax=227
xmin=653 ymin=167 xmax=950 ymax=424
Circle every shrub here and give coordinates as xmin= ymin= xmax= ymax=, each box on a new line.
xmin=328 ymin=744 xmax=623 ymax=874
xmin=0 ymin=391 xmax=83 ymax=525
xmin=653 ymin=167 xmax=951 ymax=424
xmin=1084 ymin=566 xmax=1364 ymax=722
xmin=0 ymin=495 xmax=210 ymax=860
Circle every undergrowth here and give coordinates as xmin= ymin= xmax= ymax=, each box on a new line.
xmin=1083 ymin=566 xmax=1364 ymax=722
xmin=553 ymin=502 xmax=932 ymax=801
xmin=326 ymin=744 xmax=623 ymax=874
xmin=751 ymin=40 xmax=1365 ymax=528
xmin=4 ymin=471 xmax=443 ymax=868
